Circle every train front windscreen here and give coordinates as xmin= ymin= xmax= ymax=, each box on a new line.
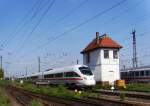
xmin=79 ymin=67 xmax=93 ymax=76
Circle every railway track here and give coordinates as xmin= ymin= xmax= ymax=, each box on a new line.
xmin=94 ymin=89 xmax=150 ymax=99
xmin=5 ymin=85 xmax=150 ymax=106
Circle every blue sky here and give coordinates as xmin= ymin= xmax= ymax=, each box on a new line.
xmin=0 ymin=0 xmax=150 ymax=77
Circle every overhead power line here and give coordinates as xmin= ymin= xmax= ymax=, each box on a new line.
xmin=12 ymin=0 xmax=55 ymax=57
xmin=33 ymin=0 xmax=127 ymax=51
xmin=35 ymin=0 xmax=88 ymax=46
xmin=2 ymin=0 xmax=42 ymax=47
xmin=52 ymin=0 xmax=88 ymax=27
xmin=17 ymin=0 xmax=127 ymax=60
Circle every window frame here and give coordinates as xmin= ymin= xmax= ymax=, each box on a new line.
xmin=113 ymin=50 xmax=118 ymax=59
xmin=104 ymin=50 xmax=109 ymax=59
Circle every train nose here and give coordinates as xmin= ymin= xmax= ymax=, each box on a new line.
xmin=84 ymin=76 xmax=96 ymax=86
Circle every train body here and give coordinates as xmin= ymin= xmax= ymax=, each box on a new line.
xmin=120 ymin=66 xmax=150 ymax=83
xmin=20 ymin=65 xmax=96 ymax=87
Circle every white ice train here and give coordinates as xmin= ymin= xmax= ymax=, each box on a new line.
xmin=20 ymin=65 xmax=96 ymax=87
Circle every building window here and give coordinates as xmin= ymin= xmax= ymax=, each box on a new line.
xmin=113 ymin=50 xmax=118 ymax=59
xmin=104 ymin=50 xmax=109 ymax=59
xmin=86 ymin=53 xmax=90 ymax=63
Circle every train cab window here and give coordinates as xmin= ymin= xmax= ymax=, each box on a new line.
xmin=79 ymin=67 xmax=93 ymax=75
xmin=55 ymin=73 xmax=63 ymax=78
xmin=140 ymin=71 xmax=144 ymax=76
xmin=65 ymin=72 xmax=80 ymax=77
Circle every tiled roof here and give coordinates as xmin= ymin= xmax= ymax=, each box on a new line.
xmin=81 ymin=33 xmax=122 ymax=54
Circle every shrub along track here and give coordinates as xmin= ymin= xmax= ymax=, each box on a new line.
xmin=5 ymin=85 xmax=149 ymax=106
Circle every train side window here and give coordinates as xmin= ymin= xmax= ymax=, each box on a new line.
xmin=125 ymin=72 xmax=127 ymax=76
xmin=44 ymin=74 xmax=54 ymax=78
xmin=129 ymin=72 xmax=132 ymax=76
xmin=65 ymin=72 xmax=73 ymax=77
xmin=135 ymin=71 xmax=139 ymax=76
xmin=73 ymin=72 xmax=80 ymax=77
xmin=145 ymin=71 xmax=150 ymax=76
xmin=55 ymin=73 xmax=63 ymax=78
xmin=49 ymin=74 xmax=54 ymax=78
xmin=131 ymin=72 xmax=134 ymax=76
xmin=31 ymin=76 xmax=38 ymax=79
xmin=65 ymin=72 xmax=80 ymax=77
xmin=140 ymin=71 xmax=144 ymax=76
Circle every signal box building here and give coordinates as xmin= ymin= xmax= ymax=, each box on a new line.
xmin=81 ymin=32 xmax=122 ymax=84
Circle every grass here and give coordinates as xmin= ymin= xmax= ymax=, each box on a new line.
xmin=125 ymin=83 xmax=150 ymax=92
xmin=2 ymin=80 xmax=150 ymax=101
xmin=30 ymin=100 xmax=43 ymax=106
xmin=6 ymin=80 xmax=100 ymax=99
xmin=119 ymin=93 xmax=125 ymax=101
xmin=0 ymin=87 xmax=10 ymax=106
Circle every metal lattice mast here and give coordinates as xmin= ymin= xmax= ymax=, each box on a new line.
xmin=131 ymin=30 xmax=138 ymax=68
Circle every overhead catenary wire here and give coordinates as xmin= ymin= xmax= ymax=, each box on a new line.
xmin=12 ymin=0 xmax=127 ymax=70
xmin=29 ymin=0 xmax=127 ymax=53
xmin=2 ymin=0 xmax=42 ymax=47
xmin=17 ymin=0 xmax=127 ymax=63
xmin=50 ymin=0 xmax=88 ymax=28
xmin=12 ymin=0 xmax=55 ymax=57
xmin=3 ymin=0 xmax=53 ymax=49
xmin=34 ymin=0 xmax=88 ymax=49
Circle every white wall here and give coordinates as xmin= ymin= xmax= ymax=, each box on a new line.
xmin=83 ymin=49 xmax=102 ymax=81
xmin=100 ymin=49 xmax=120 ymax=84
xmin=83 ymin=48 xmax=120 ymax=83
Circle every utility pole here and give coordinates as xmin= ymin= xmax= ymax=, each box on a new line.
xmin=25 ymin=66 xmax=27 ymax=80
xmin=0 ymin=56 xmax=2 ymax=69
xmin=131 ymin=30 xmax=138 ymax=68
xmin=38 ymin=57 xmax=41 ymax=72
xmin=77 ymin=59 xmax=79 ymax=65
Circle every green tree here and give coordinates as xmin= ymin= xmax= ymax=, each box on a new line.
xmin=0 ymin=68 xmax=4 ymax=78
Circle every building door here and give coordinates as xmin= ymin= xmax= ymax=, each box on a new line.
xmin=109 ymin=71 xmax=114 ymax=85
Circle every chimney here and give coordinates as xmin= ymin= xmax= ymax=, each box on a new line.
xmin=96 ymin=32 xmax=99 ymax=44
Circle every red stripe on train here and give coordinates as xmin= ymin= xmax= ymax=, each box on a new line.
xmin=43 ymin=77 xmax=83 ymax=80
